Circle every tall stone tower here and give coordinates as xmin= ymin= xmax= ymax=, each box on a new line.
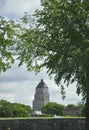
xmin=33 ymin=79 xmax=49 ymax=111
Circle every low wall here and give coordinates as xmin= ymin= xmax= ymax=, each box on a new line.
xmin=0 ymin=118 xmax=85 ymax=130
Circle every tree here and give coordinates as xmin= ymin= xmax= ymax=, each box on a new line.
xmin=0 ymin=100 xmax=13 ymax=117
xmin=0 ymin=16 xmax=20 ymax=73
xmin=81 ymin=103 xmax=86 ymax=117
xmin=41 ymin=102 xmax=65 ymax=116
xmin=0 ymin=0 xmax=89 ymax=129
xmin=12 ymin=103 xmax=33 ymax=117
xmin=16 ymin=0 xmax=89 ymax=129
xmin=0 ymin=100 xmax=32 ymax=117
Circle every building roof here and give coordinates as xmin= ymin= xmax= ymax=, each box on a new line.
xmin=36 ymin=79 xmax=48 ymax=88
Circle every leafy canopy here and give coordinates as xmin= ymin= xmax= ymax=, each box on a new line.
xmin=0 ymin=100 xmax=32 ymax=117
xmin=16 ymin=0 xmax=89 ymax=101
xmin=0 ymin=0 xmax=89 ymax=101
xmin=0 ymin=16 xmax=21 ymax=73
xmin=41 ymin=102 xmax=65 ymax=116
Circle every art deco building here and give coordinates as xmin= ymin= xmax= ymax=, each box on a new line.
xmin=33 ymin=79 xmax=49 ymax=111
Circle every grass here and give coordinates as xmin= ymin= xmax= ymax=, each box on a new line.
xmin=0 ymin=116 xmax=85 ymax=120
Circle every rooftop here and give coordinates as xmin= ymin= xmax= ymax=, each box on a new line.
xmin=36 ymin=79 xmax=48 ymax=88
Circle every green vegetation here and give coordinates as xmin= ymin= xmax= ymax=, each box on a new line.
xmin=41 ymin=102 xmax=85 ymax=117
xmin=0 ymin=16 xmax=20 ymax=73
xmin=0 ymin=100 xmax=33 ymax=117
xmin=0 ymin=100 xmax=85 ymax=118
xmin=17 ymin=1 xmax=89 ymax=129
xmin=0 ymin=0 xmax=89 ymax=129
xmin=41 ymin=102 xmax=65 ymax=116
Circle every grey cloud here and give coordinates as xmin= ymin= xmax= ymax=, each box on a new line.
xmin=0 ymin=0 xmax=41 ymax=18
xmin=0 ymin=84 xmax=17 ymax=94
xmin=0 ymin=63 xmax=34 ymax=82
xmin=0 ymin=87 xmax=12 ymax=94
xmin=0 ymin=0 xmax=6 ymax=8
xmin=0 ymin=81 xmax=36 ymax=106
xmin=0 ymin=61 xmax=49 ymax=83
xmin=0 ymin=75 xmax=29 ymax=82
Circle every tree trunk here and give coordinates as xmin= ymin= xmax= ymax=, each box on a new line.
xmin=85 ymin=96 xmax=89 ymax=130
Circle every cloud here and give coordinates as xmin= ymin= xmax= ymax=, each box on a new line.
xmin=0 ymin=63 xmax=27 ymax=82
xmin=0 ymin=92 xmax=15 ymax=103
xmin=0 ymin=80 xmax=35 ymax=106
xmin=0 ymin=59 xmax=49 ymax=83
xmin=0 ymin=0 xmax=41 ymax=18
xmin=0 ymin=0 xmax=6 ymax=8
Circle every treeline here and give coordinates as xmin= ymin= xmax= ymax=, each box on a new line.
xmin=0 ymin=100 xmax=33 ymax=117
xmin=41 ymin=102 xmax=85 ymax=117
xmin=0 ymin=100 xmax=85 ymax=117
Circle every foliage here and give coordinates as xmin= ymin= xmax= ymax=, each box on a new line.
xmin=0 ymin=0 xmax=89 ymax=129
xmin=66 ymin=104 xmax=76 ymax=108
xmin=16 ymin=1 xmax=89 ymax=128
xmin=0 ymin=0 xmax=89 ymax=102
xmin=39 ymin=113 xmax=53 ymax=117
xmin=81 ymin=103 xmax=86 ymax=116
xmin=41 ymin=102 xmax=65 ymax=116
xmin=16 ymin=0 xmax=89 ymax=101
xmin=0 ymin=16 xmax=24 ymax=74
xmin=0 ymin=16 xmax=19 ymax=73
xmin=0 ymin=100 xmax=33 ymax=117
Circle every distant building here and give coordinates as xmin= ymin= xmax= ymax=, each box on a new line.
xmin=65 ymin=105 xmax=82 ymax=116
xmin=33 ymin=79 xmax=49 ymax=112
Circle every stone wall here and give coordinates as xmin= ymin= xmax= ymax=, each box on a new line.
xmin=0 ymin=118 xmax=85 ymax=130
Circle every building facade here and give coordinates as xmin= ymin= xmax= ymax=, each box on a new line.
xmin=65 ymin=105 xmax=82 ymax=116
xmin=33 ymin=79 xmax=49 ymax=111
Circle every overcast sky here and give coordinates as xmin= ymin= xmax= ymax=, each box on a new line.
xmin=0 ymin=0 xmax=82 ymax=108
